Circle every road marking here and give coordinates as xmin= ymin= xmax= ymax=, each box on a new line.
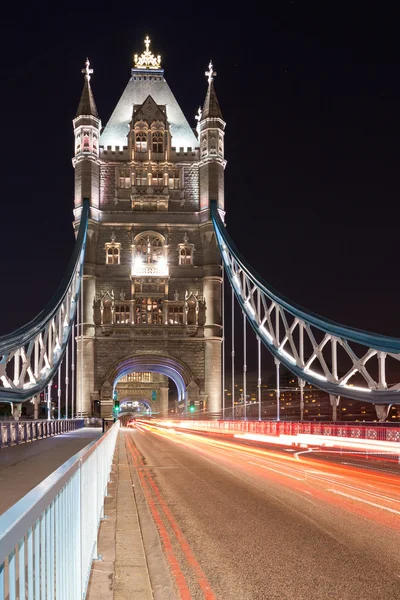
xmin=327 ymin=489 xmax=400 ymax=515
xmin=248 ymin=461 xmax=303 ymax=480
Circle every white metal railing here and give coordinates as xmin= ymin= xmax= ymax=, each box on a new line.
xmin=0 ymin=420 xmax=84 ymax=448
xmin=0 ymin=421 xmax=119 ymax=599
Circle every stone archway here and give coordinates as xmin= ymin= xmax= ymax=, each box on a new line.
xmin=101 ymin=352 xmax=196 ymax=417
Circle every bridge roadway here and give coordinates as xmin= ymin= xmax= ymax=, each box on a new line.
xmin=0 ymin=427 xmax=102 ymax=515
xmin=90 ymin=425 xmax=400 ymax=600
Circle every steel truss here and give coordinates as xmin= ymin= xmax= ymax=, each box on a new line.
xmin=0 ymin=200 xmax=89 ymax=402
xmin=212 ymin=202 xmax=400 ymax=407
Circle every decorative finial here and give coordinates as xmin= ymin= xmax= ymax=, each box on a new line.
xmin=195 ymin=107 xmax=202 ymax=136
xmin=134 ymin=36 xmax=162 ymax=70
xmin=82 ymin=58 xmax=93 ymax=81
xmin=205 ymin=60 xmax=216 ymax=84
xmin=183 ymin=232 xmax=189 ymax=244
xmin=195 ymin=107 xmax=202 ymax=124
xmin=174 ymin=290 xmax=180 ymax=302
xmin=111 ymin=230 xmax=116 ymax=243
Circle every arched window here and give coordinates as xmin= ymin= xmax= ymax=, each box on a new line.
xmin=135 ymin=131 xmax=147 ymax=152
xmin=83 ymin=132 xmax=90 ymax=151
xmin=152 ymin=132 xmax=163 ymax=153
xmin=106 ymin=245 xmax=120 ymax=265
xmin=135 ymin=234 xmax=163 ymax=264
xmin=187 ymin=298 xmax=196 ymax=325
xmin=152 ymin=171 xmax=164 ymax=187
xmin=179 ymin=247 xmax=193 ymax=266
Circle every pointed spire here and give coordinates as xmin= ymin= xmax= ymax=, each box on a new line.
xmin=76 ymin=58 xmax=99 ymax=118
xmin=202 ymin=60 xmax=223 ymax=120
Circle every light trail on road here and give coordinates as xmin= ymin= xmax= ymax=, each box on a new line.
xmin=126 ymin=423 xmax=400 ymax=599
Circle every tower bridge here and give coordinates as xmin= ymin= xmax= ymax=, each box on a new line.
xmin=1 ymin=37 xmax=400 ymax=422
xmin=1 ymin=36 xmax=400 ymax=600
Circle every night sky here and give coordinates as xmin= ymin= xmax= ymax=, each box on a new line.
xmin=1 ymin=4 xmax=399 ymax=350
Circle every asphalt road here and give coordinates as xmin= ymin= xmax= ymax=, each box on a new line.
xmin=125 ymin=424 xmax=400 ymax=600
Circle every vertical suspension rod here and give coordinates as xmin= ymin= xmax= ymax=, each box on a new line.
xmin=243 ymin=311 xmax=247 ymax=420
xmin=222 ymin=268 xmax=225 ymax=420
xmin=80 ymin=274 xmax=84 ymax=419
xmin=72 ymin=301 xmax=77 ymax=420
xmin=65 ymin=338 xmax=69 ymax=419
xmin=57 ymin=365 xmax=61 ymax=419
xmin=231 ymin=287 xmax=235 ymax=419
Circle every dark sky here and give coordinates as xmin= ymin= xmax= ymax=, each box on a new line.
xmin=1 ymin=4 xmax=400 ymax=345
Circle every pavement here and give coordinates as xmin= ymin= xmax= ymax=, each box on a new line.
xmin=0 ymin=427 xmax=103 ymax=515
xmin=86 ymin=431 xmax=155 ymax=600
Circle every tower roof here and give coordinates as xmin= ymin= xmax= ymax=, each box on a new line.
xmin=202 ymin=61 xmax=223 ymax=120
xmin=100 ymin=37 xmax=198 ymax=150
xmin=76 ymin=59 xmax=99 ymax=119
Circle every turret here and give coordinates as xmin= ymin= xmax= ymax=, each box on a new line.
xmin=72 ymin=59 xmax=101 ymax=209
xmin=199 ymin=61 xmax=226 ymax=213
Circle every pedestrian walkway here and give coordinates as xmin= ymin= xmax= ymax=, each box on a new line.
xmin=0 ymin=427 xmax=102 ymax=514
xmin=86 ymin=431 xmax=154 ymax=600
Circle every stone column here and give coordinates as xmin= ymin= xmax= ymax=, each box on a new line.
xmin=375 ymin=404 xmax=391 ymax=422
xmin=33 ymin=395 xmax=39 ymax=420
xmin=329 ymin=394 xmax=340 ymax=421
xmin=205 ymin=339 xmax=222 ymax=418
xmin=12 ymin=403 xmax=21 ymax=421
xmin=159 ymin=386 xmax=169 ymax=417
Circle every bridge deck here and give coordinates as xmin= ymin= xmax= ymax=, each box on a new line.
xmin=0 ymin=427 xmax=102 ymax=515
xmin=86 ymin=429 xmax=174 ymax=600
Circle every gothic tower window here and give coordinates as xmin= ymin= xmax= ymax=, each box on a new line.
xmin=168 ymin=170 xmax=180 ymax=189
xmin=105 ymin=233 xmax=121 ymax=265
xmin=179 ymin=247 xmax=193 ymax=265
xmin=168 ymin=305 xmax=184 ymax=325
xmin=134 ymin=234 xmax=164 ymax=263
xmin=118 ymin=169 xmax=131 ymax=188
xmin=106 ymin=246 xmax=120 ymax=264
xmin=135 ymin=170 xmax=148 ymax=186
xmin=135 ymin=297 xmax=163 ymax=324
xmin=83 ymin=131 xmax=90 ymax=151
xmin=151 ymin=171 xmax=164 ymax=187
xmin=152 ymin=132 xmax=163 ymax=153
xmin=115 ymin=304 xmax=131 ymax=324
xmin=178 ymin=233 xmax=194 ymax=266
xmin=135 ymin=131 xmax=147 ymax=152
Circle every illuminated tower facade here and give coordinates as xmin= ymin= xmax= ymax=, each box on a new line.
xmin=73 ymin=38 xmax=226 ymax=417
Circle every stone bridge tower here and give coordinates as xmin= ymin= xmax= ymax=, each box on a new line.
xmin=72 ymin=38 xmax=226 ymax=418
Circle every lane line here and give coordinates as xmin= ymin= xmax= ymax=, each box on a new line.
xmin=126 ymin=432 xmax=217 ymax=600
xmin=327 ymin=489 xmax=400 ymax=515
xmin=125 ymin=433 xmax=192 ymax=600
xmin=248 ymin=461 xmax=303 ymax=480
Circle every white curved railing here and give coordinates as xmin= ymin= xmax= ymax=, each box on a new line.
xmin=0 ymin=420 xmax=119 ymax=599
xmin=212 ymin=202 xmax=400 ymax=408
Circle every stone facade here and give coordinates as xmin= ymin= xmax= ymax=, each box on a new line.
xmin=72 ymin=43 xmax=226 ymax=418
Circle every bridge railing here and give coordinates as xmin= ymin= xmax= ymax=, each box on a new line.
xmin=0 ymin=419 xmax=84 ymax=448
xmin=0 ymin=420 xmax=119 ymax=599
xmin=146 ymin=418 xmax=400 ymax=445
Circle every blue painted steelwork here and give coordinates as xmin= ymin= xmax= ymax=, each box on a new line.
xmin=211 ymin=201 xmax=400 ymax=405
xmin=0 ymin=199 xmax=89 ymax=402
